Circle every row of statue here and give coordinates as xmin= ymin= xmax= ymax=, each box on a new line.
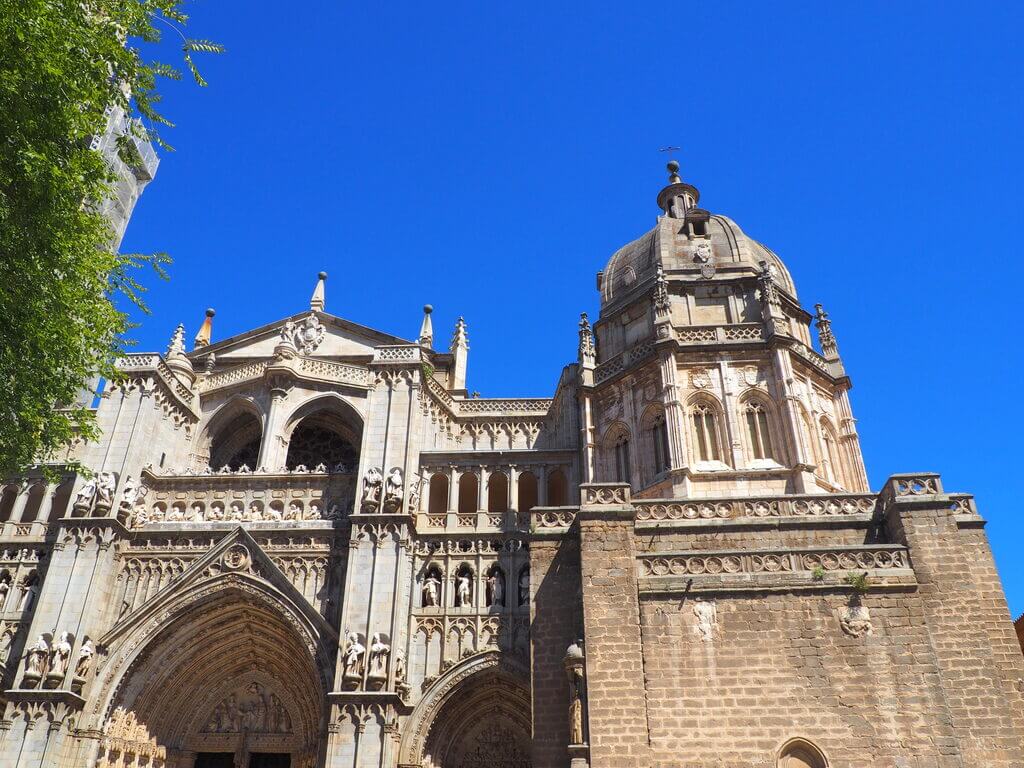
xmin=23 ymin=632 xmax=94 ymax=688
xmin=202 ymin=682 xmax=293 ymax=734
xmin=73 ymin=472 xmax=143 ymax=516
xmin=340 ymin=631 xmax=408 ymax=693
xmin=360 ymin=468 xmax=418 ymax=513
xmin=421 ymin=569 xmax=528 ymax=608
xmin=130 ymin=498 xmax=339 ymax=527
xmin=0 ymin=571 xmax=38 ymax=613
xmin=147 ymin=462 xmax=353 ymax=476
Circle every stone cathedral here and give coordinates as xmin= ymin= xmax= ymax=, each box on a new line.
xmin=2 ymin=162 xmax=1023 ymax=768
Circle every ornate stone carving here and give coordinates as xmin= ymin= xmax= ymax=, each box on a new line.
xmin=23 ymin=634 xmax=48 ymax=686
xmin=47 ymin=631 xmax=72 ymax=684
xmin=690 ymin=368 xmax=712 ymax=389
xmin=578 ymin=312 xmax=596 ymax=368
xmin=222 ymin=544 xmax=251 ymax=571
xmin=839 ymin=601 xmax=872 ymax=638
xmin=342 ymin=630 xmax=365 ymax=688
xmin=293 ymin=313 xmax=326 ymax=355
xmin=73 ymin=476 xmax=97 ymax=514
xmin=361 ymin=467 xmax=383 ymax=512
xmin=75 ymin=639 xmax=95 ymax=679
xmin=367 ymin=633 xmax=390 ymax=689
xmin=202 ymin=682 xmax=293 ymax=733
xmin=693 ymin=600 xmax=717 ymax=642
xmin=456 ymin=573 xmax=472 ymax=607
xmin=564 ymin=640 xmax=587 ymax=746
xmin=634 ymin=492 xmax=877 ymax=523
xmin=423 ymin=573 xmax=441 ymax=607
xmin=95 ymin=471 xmax=117 ymax=513
xmin=486 ymin=569 xmax=505 ymax=607
xmin=383 ymin=468 xmax=404 ymax=512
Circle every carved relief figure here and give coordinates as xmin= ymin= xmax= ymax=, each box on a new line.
xmin=518 ymin=568 xmax=529 ymax=606
xmin=18 ymin=573 xmax=38 ymax=612
xmin=565 ymin=640 xmax=586 ymax=746
xmin=384 ymin=468 xmax=403 ymax=511
xmin=74 ymin=477 xmax=97 ymax=512
xmin=361 ymin=467 xmax=383 ymax=509
xmin=342 ymin=631 xmax=365 ymax=680
xmin=95 ymin=472 xmax=117 ymax=510
xmin=368 ymin=633 xmax=390 ymax=678
xmin=423 ymin=572 xmax=441 ymax=607
xmin=456 ymin=573 xmax=472 ymax=607
xmin=75 ymin=639 xmax=95 ymax=678
xmin=0 ymin=574 xmax=10 ymax=610
xmin=839 ymin=602 xmax=873 ymax=637
xmin=24 ymin=635 xmax=48 ymax=681
xmin=693 ymin=600 xmax=717 ymax=642
xmin=487 ymin=569 xmax=505 ymax=607
xmin=202 ymin=683 xmax=292 ymax=733
xmin=50 ymin=631 xmax=72 ymax=678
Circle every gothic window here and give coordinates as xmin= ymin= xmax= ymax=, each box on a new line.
xmin=207 ymin=409 xmax=263 ymax=471
xmin=743 ymin=400 xmax=775 ymax=460
xmin=644 ymin=409 xmax=671 ymax=476
xmin=690 ymin=402 xmax=723 ymax=462
xmin=285 ymin=424 xmax=357 ymax=470
xmin=820 ymin=420 xmax=845 ymax=489
xmin=488 ymin=471 xmax=509 ymax=514
xmin=0 ymin=486 xmax=16 ymax=522
xmin=613 ymin=433 xmax=632 ymax=485
xmin=428 ymin=473 xmax=449 ymax=514
xmin=517 ymin=471 xmax=538 ymax=512
xmin=547 ymin=468 xmax=568 ymax=505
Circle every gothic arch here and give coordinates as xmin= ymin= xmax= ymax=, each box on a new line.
xmin=686 ymin=392 xmax=729 ymax=466
xmin=398 ymin=651 xmax=531 ymax=768
xmin=599 ymin=421 xmax=633 ymax=485
xmin=281 ymin=393 xmax=363 ymax=471
xmin=737 ymin=390 xmax=784 ymax=466
xmin=90 ymin=567 xmax=333 ymax=765
xmin=198 ymin=396 xmax=266 ymax=471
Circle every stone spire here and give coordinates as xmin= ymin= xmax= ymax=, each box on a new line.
xmin=449 ymin=317 xmax=469 ymax=393
xmin=310 ymin=271 xmax=327 ymax=312
xmin=164 ymin=323 xmax=196 ymax=387
xmin=814 ymin=304 xmax=839 ymax=359
xmin=656 ymin=159 xmax=700 ymax=219
xmin=193 ymin=308 xmax=215 ymax=349
xmin=419 ymin=305 xmax=434 ymax=348
xmin=578 ymin=312 xmax=595 ymax=368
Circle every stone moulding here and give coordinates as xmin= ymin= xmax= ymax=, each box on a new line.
xmin=637 ymin=544 xmax=915 ymax=595
xmin=634 ymin=492 xmax=878 ymax=526
xmin=194 ymin=357 xmax=372 ymax=394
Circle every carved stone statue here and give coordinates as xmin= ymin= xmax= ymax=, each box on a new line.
xmin=518 ymin=569 xmax=529 ymax=606
xmin=24 ymin=635 xmax=48 ymax=683
xmin=383 ymin=468 xmax=403 ymax=511
xmin=361 ymin=467 xmax=383 ymax=510
xmin=75 ymin=639 xmax=95 ymax=678
xmin=407 ymin=476 xmax=420 ymax=512
xmin=394 ymin=648 xmax=407 ymax=683
xmin=274 ymin=320 xmax=298 ymax=360
xmin=342 ymin=631 xmax=365 ymax=682
xmin=50 ymin=631 xmax=72 ymax=678
xmin=564 ymin=640 xmax=586 ymax=746
xmin=839 ymin=602 xmax=873 ymax=637
xmin=693 ymin=600 xmax=717 ymax=642
xmin=73 ymin=477 xmax=97 ymax=512
xmin=18 ymin=574 xmax=38 ymax=612
xmin=487 ymin=570 xmax=504 ymax=607
xmin=456 ymin=574 xmax=472 ymax=607
xmin=285 ymin=502 xmax=300 ymax=520
xmin=423 ymin=573 xmax=441 ymax=607
xmin=0 ymin=576 xmax=10 ymax=609
xmin=119 ymin=476 xmax=142 ymax=511
xmin=368 ymin=633 xmax=390 ymax=679
xmin=95 ymin=472 xmax=117 ymax=511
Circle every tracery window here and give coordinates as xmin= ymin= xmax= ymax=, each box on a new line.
xmin=820 ymin=420 xmax=845 ymax=489
xmin=690 ymin=402 xmax=722 ymax=462
xmin=613 ymin=433 xmax=632 ymax=485
xmin=286 ymin=424 xmax=357 ymax=470
xmin=744 ymin=400 xmax=775 ymax=460
xmin=644 ymin=410 xmax=671 ymax=476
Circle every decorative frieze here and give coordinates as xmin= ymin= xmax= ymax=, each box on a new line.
xmin=634 ymin=492 xmax=877 ymax=524
xmin=638 ymin=545 xmax=909 ymax=580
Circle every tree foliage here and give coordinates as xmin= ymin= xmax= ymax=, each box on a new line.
xmin=0 ymin=0 xmax=220 ymax=476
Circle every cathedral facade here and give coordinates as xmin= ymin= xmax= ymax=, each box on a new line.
xmin=2 ymin=163 xmax=1023 ymax=768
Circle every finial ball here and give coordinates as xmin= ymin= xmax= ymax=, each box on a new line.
xmin=318 ymin=271 xmax=328 ymax=280
xmin=205 ymin=308 xmax=216 ymax=317
xmin=423 ymin=304 xmax=433 ymax=314
xmin=667 ymin=159 xmax=680 ymax=174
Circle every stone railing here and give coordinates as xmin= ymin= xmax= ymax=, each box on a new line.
xmin=581 ymin=483 xmax=631 ymax=506
xmin=457 ymin=398 xmax=552 ymax=416
xmin=373 ymin=345 xmax=423 ymax=364
xmin=531 ymin=507 xmax=579 ymax=531
xmin=677 ymin=323 xmax=765 ymax=347
xmin=594 ymin=340 xmax=656 ymax=385
xmin=197 ymin=360 xmax=267 ymax=393
xmin=791 ymin=343 xmax=831 ymax=374
xmin=298 ymin=357 xmax=371 ymax=387
xmin=639 ymin=544 xmax=910 ymax=579
xmin=117 ymin=353 xmax=161 ymax=370
xmin=634 ymin=492 xmax=877 ymax=524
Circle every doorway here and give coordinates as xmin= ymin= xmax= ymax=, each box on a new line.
xmin=195 ymin=755 xmax=234 ymax=768
xmin=194 ymin=754 xmax=290 ymax=768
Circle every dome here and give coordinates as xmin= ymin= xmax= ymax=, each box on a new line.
xmin=598 ymin=173 xmax=797 ymax=310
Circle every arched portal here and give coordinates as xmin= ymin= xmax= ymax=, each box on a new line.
xmin=95 ymin=582 xmax=327 ymax=768
xmin=283 ymin=396 xmax=361 ymax=471
xmin=400 ymin=653 xmax=531 ymax=768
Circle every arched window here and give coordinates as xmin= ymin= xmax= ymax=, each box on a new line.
xmin=428 ymin=473 xmax=449 ymax=515
xmin=458 ymin=472 xmax=478 ymax=515
xmin=282 ymin=397 xmax=362 ymax=472
xmin=799 ymin=405 xmax=819 ymax=466
xmin=778 ymin=738 xmax=828 ymax=768
xmin=488 ymin=471 xmax=509 ymax=514
xmin=642 ymin=408 xmax=672 ymax=479
xmin=547 ymin=468 xmax=568 ymax=506
xmin=0 ymin=486 xmax=16 ymax=522
xmin=689 ymin=401 xmax=723 ymax=462
xmin=743 ymin=400 xmax=775 ymax=461
xmin=19 ymin=483 xmax=46 ymax=524
xmin=820 ymin=420 xmax=845 ymax=489
xmin=207 ymin=409 xmax=263 ymax=471
xmin=614 ymin=433 xmax=631 ymax=484
xmin=517 ymin=471 xmax=538 ymax=512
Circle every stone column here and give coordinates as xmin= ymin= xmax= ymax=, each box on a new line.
xmin=258 ymin=384 xmax=290 ymax=470
xmin=775 ymin=348 xmax=818 ymax=493
xmin=717 ymin=361 xmax=743 ymax=468
xmin=477 ymin=466 xmax=488 ymax=515
xmin=538 ymin=466 xmax=549 ymax=507
xmin=8 ymin=483 xmax=31 ymax=524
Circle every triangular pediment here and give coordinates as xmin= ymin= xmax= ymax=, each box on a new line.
xmin=193 ymin=310 xmax=414 ymax=363
xmin=100 ymin=526 xmax=337 ymax=649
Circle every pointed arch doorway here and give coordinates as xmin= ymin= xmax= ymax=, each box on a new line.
xmin=400 ymin=653 xmax=532 ymax=768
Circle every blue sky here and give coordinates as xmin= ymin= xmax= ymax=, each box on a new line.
xmin=123 ymin=2 xmax=1024 ymax=614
